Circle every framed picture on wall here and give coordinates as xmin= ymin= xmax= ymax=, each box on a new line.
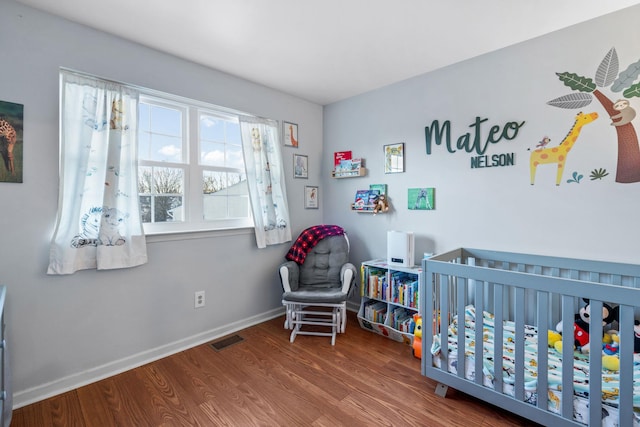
xmin=283 ymin=121 xmax=299 ymax=147
xmin=0 ymin=99 xmax=23 ymax=183
xmin=384 ymin=142 xmax=404 ymax=174
xmin=304 ymin=185 xmax=319 ymax=209
xmin=408 ymin=187 xmax=435 ymax=210
xmin=293 ymin=153 xmax=308 ymax=178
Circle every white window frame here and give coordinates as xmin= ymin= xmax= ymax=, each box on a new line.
xmin=138 ymin=92 xmax=254 ymax=236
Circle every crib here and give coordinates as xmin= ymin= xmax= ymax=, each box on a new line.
xmin=421 ymin=248 xmax=640 ymax=427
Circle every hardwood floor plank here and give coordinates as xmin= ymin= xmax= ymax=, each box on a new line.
xmin=11 ymin=312 xmax=541 ymax=427
xmin=75 ymin=379 xmax=117 ymax=426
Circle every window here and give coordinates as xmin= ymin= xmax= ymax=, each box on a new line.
xmin=137 ymin=94 xmax=253 ymax=234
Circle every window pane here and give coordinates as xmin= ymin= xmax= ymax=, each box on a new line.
xmin=152 ymin=167 xmax=183 ymax=194
xmin=154 ymin=195 xmax=183 ymax=222
xmin=150 ymin=134 xmax=182 ymax=162
xmin=138 ymin=102 xmax=184 ymax=162
xmin=225 ymin=121 xmax=241 ymax=144
xmin=139 ymin=166 xmax=184 ymax=224
xmin=139 ymin=103 xmax=150 ymax=131
xmin=225 ymin=172 xmax=247 ymax=195
xmin=200 ymin=141 xmax=225 ymax=167
xmin=138 ymin=132 xmax=151 ymax=162
xmin=203 ymin=195 xmax=250 ymax=220
xmin=202 ymin=171 xmax=249 ymax=221
xmin=199 ymin=113 xmax=243 ymax=168
xmin=139 ymin=195 xmax=151 ymax=222
xmin=138 ymin=166 xmax=152 ymax=194
xmin=150 ymin=105 xmax=181 ymax=136
xmin=202 ymin=170 xmax=225 ymax=194
xmin=227 ymin=196 xmax=250 ymax=218
xmin=203 ymin=195 xmax=227 ymax=220
xmin=200 ymin=115 xmax=225 ymax=141
xmin=227 ymin=144 xmax=244 ymax=169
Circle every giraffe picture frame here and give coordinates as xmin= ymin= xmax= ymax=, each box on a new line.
xmin=283 ymin=121 xmax=298 ymax=147
xmin=0 ymin=99 xmax=23 ymax=183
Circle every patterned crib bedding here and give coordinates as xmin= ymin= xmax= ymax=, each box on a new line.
xmin=430 ymin=305 xmax=640 ymax=426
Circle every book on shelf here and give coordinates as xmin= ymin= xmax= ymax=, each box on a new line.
xmin=391 ymin=272 xmax=419 ymax=308
xmin=369 ymin=183 xmax=387 ymax=198
xmin=391 ymin=307 xmax=414 ymax=332
xmin=367 ymin=273 xmax=386 ymax=298
xmin=354 ymin=189 xmax=380 ymax=211
xmin=337 ymin=159 xmax=353 ymax=172
xmin=334 ymin=150 xmax=352 ymax=167
xmin=364 ymin=300 xmax=387 ymax=323
xmin=367 ymin=189 xmax=380 ymax=207
xmin=354 ymin=189 xmax=370 ymax=210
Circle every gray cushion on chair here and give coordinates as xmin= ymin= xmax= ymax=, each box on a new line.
xmin=298 ymin=235 xmax=349 ymax=286
xmin=280 ymin=234 xmax=356 ymax=304
xmin=282 ymin=286 xmax=348 ymax=304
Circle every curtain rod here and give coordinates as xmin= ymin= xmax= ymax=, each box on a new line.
xmin=59 ymin=67 xmax=267 ymax=121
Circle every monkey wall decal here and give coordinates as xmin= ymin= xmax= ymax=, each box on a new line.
xmin=610 ymin=99 xmax=636 ymax=127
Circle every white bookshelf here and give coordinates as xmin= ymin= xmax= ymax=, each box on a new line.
xmin=357 ymin=259 xmax=422 ymax=344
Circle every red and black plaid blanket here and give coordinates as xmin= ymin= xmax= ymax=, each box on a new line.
xmin=285 ymin=225 xmax=345 ymax=264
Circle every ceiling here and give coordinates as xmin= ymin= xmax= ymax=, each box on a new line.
xmin=16 ymin=0 xmax=640 ymax=105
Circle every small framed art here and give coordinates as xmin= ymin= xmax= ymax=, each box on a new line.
xmin=283 ymin=121 xmax=299 ymax=147
xmin=0 ymin=99 xmax=23 ymax=183
xmin=384 ymin=142 xmax=404 ymax=174
xmin=304 ymin=186 xmax=319 ymax=209
xmin=408 ymin=187 xmax=435 ymax=210
xmin=293 ymin=154 xmax=308 ymax=178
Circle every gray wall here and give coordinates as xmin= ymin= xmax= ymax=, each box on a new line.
xmin=1 ymin=0 xmax=324 ymax=406
xmin=324 ymin=6 xmax=640 ymax=271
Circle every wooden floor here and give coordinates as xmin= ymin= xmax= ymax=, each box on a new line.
xmin=12 ymin=312 xmax=541 ymax=426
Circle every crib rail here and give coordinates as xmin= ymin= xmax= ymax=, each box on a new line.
xmin=421 ymin=248 xmax=640 ymax=427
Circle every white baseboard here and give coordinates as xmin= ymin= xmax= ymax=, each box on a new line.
xmin=13 ymin=307 xmax=285 ymax=409
xmin=346 ymin=300 xmax=360 ymax=313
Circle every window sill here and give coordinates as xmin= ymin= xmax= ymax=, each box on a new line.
xmin=145 ymin=226 xmax=254 ymax=243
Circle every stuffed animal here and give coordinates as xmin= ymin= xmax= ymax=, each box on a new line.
xmin=602 ymin=330 xmax=619 ymax=355
xmin=373 ymin=194 xmax=390 ymax=214
xmin=412 ymin=313 xmax=422 ymax=359
xmin=602 ymin=355 xmax=620 ymax=371
xmin=555 ymin=298 xmax=616 ymax=354
xmin=548 ymin=330 xmax=562 ymax=348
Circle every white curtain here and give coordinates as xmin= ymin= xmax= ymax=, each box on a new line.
xmin=47 ymin=72 xmax=147 ymax=275
xmin=239 ymin=116 xmax=292 ymax=248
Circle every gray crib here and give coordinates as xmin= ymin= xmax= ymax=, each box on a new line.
xmin=421 ymin=248 xmax=640 ymax=427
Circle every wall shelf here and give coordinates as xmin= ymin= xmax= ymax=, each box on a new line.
xmin=351 ymin=204 xmax=386 ymax=213
xmin=332 ymin=167 xmax=367 ymax=178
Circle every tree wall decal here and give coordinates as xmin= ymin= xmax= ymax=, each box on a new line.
xmin=547 ymin=48 xmax=640 ymax=183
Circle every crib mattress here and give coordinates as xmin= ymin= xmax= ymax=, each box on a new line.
xmin=430 ymin=306 xmax=640 ymax=426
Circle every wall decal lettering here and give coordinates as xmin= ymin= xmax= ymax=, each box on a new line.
xmin=424 ymin=117 xmax=524 ymax=169
xmin=471 ymin=153 xmax=515 ymax=168
xmin=424 ymin=117 xmax=525 ymax=155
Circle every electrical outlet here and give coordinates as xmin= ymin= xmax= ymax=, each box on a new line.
xmin=194 ymin=291 xmax=205 ymax=308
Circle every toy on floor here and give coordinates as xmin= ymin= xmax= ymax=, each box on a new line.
xmin=412 ymin=313 xmax=422 ymax=359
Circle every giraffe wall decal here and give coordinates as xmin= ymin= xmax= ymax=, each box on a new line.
xmin=530 ymin=111 xmax=599 ymax=186
xmin=0 ymin=119 xmax=17 ymax=174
